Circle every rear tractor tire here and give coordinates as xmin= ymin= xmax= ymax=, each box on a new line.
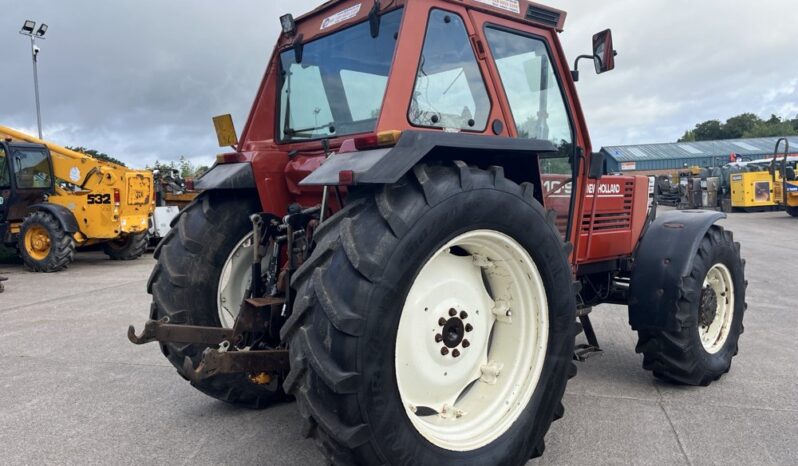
xmin=284 ymin=163 xmax=577 ymax=465
xmin=635 ymin=226 xmax=746 ymax=386
xmin=18 ymin=211 xmax=76 ymax=273
xmin=103 ymin=232 xmax=149 ymax=261
xmin=147 ymin=191 xmax=286 ymax=408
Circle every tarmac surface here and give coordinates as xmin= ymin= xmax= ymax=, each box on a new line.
xmin=0 ymin=211 xmax=796 ymax=465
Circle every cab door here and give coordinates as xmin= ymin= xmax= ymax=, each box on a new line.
xmin=468 ymin=10 xmax=589 ymax=249
xmin=5 ymin=145 xmax=54 ymax=222
xmin=0 ymin=144 xmax=11 ymax=223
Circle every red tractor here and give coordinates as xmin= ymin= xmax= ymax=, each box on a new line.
xmin=130 ymin=1 xmax=747 ymax=464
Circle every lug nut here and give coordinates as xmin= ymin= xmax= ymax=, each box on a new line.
xmin=460 ymin=311 xmax=468 ymax=319
xmin=435 ymin=334 xmax=443 ymax=343
xmin=449 ymin=308 xmax=457 ymax=317
xmin=465 ymin=324 xmax=473 ymax=332
xmin=452 ymin=349 xmax=460 ymax=358
xmin=462 ymin=339 xmax=470 ymax=348
xmin=438 ymin=317 xmax=447 ymax=326
xmin=441 ymin=347 xmax=449 ymax=356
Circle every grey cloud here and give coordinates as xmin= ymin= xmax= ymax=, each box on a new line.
xmin=2 ymin=0 xmax=796 ymax=167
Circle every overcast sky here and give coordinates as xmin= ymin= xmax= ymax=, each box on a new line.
xmin=2 ymin=0 xmax=797 ymax=168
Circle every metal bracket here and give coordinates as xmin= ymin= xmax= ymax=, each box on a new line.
xmin=181 ymin=348 xmax=290 ymax=383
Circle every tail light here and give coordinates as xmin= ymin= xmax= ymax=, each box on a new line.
xmin=113 ymin=189 xmax=120 ymax=206
xmin=353 ymin=130 xmax=402 ymax=151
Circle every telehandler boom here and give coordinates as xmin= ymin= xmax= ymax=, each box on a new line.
xmin=0 ymin=125 xmax=153 ymax=271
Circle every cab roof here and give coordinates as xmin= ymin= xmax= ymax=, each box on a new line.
xmin=294 ymin=0 xmax=566 ymax=34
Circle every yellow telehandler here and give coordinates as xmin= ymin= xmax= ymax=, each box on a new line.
xmin=0 ymin=125 xmax=154 ymax=272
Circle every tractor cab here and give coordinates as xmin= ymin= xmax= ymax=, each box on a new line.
xmin=0 ymin=140 xmax=54 ymax=237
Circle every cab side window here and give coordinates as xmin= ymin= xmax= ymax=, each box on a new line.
xmin=484 ymin=27 xmax=573 ymax=157
xmin=13 ymin=149 xmax=52 ymax=189
xmin=0 ymin=148 xmax=10 ymax=188
xmin=409 ymin=10 xmax=491 ymax=131
xmin=485 ymin=27 xmax=575 ymax=237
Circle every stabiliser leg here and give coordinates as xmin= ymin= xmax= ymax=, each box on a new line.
xmin=573 ymin=311 xmax=603 ymax=362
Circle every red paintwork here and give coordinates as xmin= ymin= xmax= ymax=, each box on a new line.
xmin=227 ymin=0 xmax=646 ymax=270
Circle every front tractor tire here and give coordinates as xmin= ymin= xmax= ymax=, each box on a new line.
xmin=635 ymin=226 xmax=746 ymax=386
xmin=103 ymin=232 xmax=148 ymax=261
xmin=283 ymin=163 xmax=577 ymax=465
xmin=147 ymin=191 xmax=285 ymax=408
xmin=18 ymin=211 xmax=76 ymax=273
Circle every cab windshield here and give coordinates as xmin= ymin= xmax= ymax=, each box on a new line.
xmin=11 ymin=147 xmax=52 ymax=189
xmin=278 ymin=8 xmax=403 ymax=142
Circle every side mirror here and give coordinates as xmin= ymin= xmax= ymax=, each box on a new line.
xmin=571 ymin=29 xmax=617 ymax=82
xmin=592 ymin=29 xmax=616 ymax=74
xmin=588 ymin=152 xmax=605 ymax=180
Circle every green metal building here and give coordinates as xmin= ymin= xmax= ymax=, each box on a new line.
xmin=602 ymin=137 xmax=798 ymax=172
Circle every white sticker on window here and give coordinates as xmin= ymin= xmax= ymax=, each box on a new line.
xmin=473 ymin=0 xmax=521 ymax=14
xmin=69 ymin=167 xmax=80 ymax=182
xmin=321 ymin=4 xmax=362 ymax=30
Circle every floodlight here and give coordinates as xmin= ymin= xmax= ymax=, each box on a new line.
xmin=36 ymin=24 xmax=48 ymax=37
xmin=21 ymin=20 xmax=35 ymax=34
xmin=280 ymin=14 xmax=296 ymax=35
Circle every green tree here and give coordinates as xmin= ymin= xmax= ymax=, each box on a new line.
xmin=679 ymin=113 xmax=798 ymax=142
xmin=67 ymin=146 xmax=126 ymax=167
xmin=148 ymin=157 xmax=207 ymax=179
xmin=723 ymin=113 xmax=760 ymax=138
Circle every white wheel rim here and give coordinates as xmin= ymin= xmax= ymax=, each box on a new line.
xmin=217 ymin=233 xmax=258 ymax=328
xmin=395 ymin=230 xmax=549 ymax=451
xmin=698 ymin=263 xmax=735 ymax=354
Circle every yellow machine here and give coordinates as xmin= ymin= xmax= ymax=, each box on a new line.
xmin=770 ymin=138 xmax=798 ymax=217
xmin=0 ymin=125 xmax=154 ymax=272
xmin=730 ymin=170 xmax=779 ymax=211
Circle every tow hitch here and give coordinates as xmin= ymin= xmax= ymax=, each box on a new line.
xmin=128 ymin=206 xmax=319 ymax=383
xmin=128 ymin=298 xmax=291 ymax=382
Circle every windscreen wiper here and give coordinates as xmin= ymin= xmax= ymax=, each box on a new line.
xmin=284 ymin=122 xmax=336 ymax=138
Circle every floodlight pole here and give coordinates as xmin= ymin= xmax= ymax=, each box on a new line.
xmin=29 ymin=34 xmax=43 ymax=139
xmin=20 ymin=26 xmax=44 ymax=139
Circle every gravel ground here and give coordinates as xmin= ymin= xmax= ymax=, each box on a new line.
xmin=0 ymin=210 xmax=795 ymax=465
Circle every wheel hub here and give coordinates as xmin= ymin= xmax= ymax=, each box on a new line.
xmin=25 ymin=226 xmax=51 ymax=260
xmin=439 ymin=310 xmax=471 ymax=350
xmin=395 ymin=230 xmax=549 ymax=451
xmin=698 ymin=285 xmax=718 ymax=327
xmin=698 ymin=263 xmax=735 ymax=354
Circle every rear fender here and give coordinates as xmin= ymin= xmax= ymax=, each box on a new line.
xmin=299 ymin=131 xmax=556 ymax=203
xmin=628 ymin=210 xmax=726 ymax=331
xmin=28 ymin=203 xmax=80 ymax=234
xmin=195 ymin=163 xmax=256 ymax=191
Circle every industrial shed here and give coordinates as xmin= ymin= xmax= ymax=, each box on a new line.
xmin=602 ymin=137 xmax=798 ymax=173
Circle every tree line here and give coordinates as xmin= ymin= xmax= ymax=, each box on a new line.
xmin=679 ymin=113 xmax=798 ymax=142
xmin=66 ymin=146 xmax=209 ymax=179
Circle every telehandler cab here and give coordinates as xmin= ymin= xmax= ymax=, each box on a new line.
xmin=130 ymin=1 xmax=747 ymax=463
